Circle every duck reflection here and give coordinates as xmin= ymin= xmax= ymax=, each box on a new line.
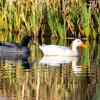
xmin=21 ymin=57 xmax=31 ymax=69
xmin=0 ymin=51 xmax=31 ymax=100
xmin=40 ymin=56 xmax=87 ymax=75
xmin=39 ymin=56 xmax=93 ymax=100
xmin=0 ymin=53 xmax=31 ymax=69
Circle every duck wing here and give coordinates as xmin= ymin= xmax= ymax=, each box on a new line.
xmin=39 ymin=45 xmax=71 ymax=56
xmin=1 ymin=42 xmax=21 ymax=48
xmin=40 ymin=45 xmax=71 ymax=51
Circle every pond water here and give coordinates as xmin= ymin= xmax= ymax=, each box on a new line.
xmin=0 ymin=33 xmax=100 ymax=100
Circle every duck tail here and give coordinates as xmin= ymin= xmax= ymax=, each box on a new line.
xmin=39 ymin=46 xmax=42 ymax=50
xmin=39 ymin=44 xmax=45 ymax=50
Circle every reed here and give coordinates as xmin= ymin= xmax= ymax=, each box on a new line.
xmin=0 ymin=0 xmax=99 ymax=39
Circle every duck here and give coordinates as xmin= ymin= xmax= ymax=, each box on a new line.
xmin=39 ymin=39 xmax=86 ymax=56
xmin=0 ymin=35 xmax=31 ymax=58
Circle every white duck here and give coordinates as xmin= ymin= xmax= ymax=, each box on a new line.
xmin=39 ymin=39 xmax=86 ymax=56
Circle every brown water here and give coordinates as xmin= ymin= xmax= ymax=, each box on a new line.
xmin=0 ymin=33 xmax=100 ymax=100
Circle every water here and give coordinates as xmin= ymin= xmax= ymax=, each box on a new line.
xmin=0 ymin=33 xmax=100 ymax=100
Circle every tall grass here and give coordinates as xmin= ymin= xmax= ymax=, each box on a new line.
xmin=0 ymin=0 xmax=99 ymax=39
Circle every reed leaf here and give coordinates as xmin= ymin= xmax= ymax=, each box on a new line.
xmin=81 ymin=3 xmax=91 ymax=37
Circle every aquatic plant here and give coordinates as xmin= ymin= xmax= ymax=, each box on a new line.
xmin=0 ymin=0 xmax=99 ymax=39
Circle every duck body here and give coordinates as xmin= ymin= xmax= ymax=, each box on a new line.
xmin=39 ymin=39 xmax=86 ymax=57
xmin=0 ymin=35 xmax=31 ymax=58
xmin=0 ymin=45 xmax=30 ymax=58
xmin=39 ymin=45 xmax=79 ymax=56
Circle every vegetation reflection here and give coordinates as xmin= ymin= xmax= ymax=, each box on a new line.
xmin=0 ymin=35 xmax=99 ymax=100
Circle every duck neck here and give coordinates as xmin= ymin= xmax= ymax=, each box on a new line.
xmin=21 ymin=35 xmax=31 ymax=47
xmin=72 ymin=45 xmax=79 ymax=55
xmin=22 ymin=41 xmax=29 ymax=47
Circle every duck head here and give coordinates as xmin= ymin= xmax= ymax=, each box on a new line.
xmin=21 ymin=35 xmax=31 ymax=46
xmin=72 ymin=39 xmax=86 ymax=49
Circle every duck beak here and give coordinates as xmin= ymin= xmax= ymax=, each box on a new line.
xmin=80 ymin=43 xmax=87 ymax=48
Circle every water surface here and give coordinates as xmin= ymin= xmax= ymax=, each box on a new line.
xmin=0 ymin=33 xmax=100 ymax=100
